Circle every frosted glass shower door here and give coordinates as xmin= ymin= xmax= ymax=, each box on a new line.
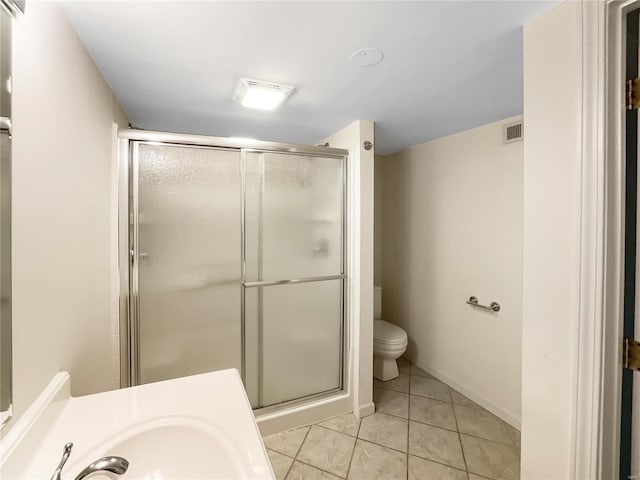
xmin=134 ymin=143 xmax=241 ymax=385
xmin=244 ymin=151 xmax=345 ymax=408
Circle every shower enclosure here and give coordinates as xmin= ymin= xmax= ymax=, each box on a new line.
xmin=119 ymin=130 xmax=348 ymax=411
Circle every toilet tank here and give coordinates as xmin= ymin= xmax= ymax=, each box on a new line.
xmin=374 ymin=286 xmax=382 ymax=320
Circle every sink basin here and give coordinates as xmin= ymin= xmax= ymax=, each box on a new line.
xmin=69 ymin=416 xmax=247 ymax=479
xmin=0 ymin=369 xmax=274 ymax=479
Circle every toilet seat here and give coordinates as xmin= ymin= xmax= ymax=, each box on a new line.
xmin=374 ymin=320 xmax=408 ymax=346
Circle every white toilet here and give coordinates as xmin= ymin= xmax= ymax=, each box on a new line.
xmin=373 ymin=287 xmax=408 ymax=381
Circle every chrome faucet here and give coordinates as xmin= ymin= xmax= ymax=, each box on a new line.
xmin=73 ymin=456 xmax=129 ymax=480
xmin=50 ymin=442 xmax=129 ymax=480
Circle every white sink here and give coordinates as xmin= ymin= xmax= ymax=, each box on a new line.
xmin=70 ymin=416 xmax=247 ymax=479
xmin=0 ymin=370 xmax=275 ymax=479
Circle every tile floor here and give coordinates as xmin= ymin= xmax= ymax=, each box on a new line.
xmin=263 ymin=358 xmax=520 ymax=480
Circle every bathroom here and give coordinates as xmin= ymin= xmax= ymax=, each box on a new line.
xmin=0 ymin=1 xmax=638 ymax=480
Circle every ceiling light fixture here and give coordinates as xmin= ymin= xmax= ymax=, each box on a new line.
xmin=233 ymin=78 xmax=294 ymax=111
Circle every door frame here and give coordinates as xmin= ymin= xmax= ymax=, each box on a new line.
xmin=574 ymin=1 xmax=639 ymax=478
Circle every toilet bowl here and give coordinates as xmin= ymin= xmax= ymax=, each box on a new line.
xmin=372 ymin=287 xmax=408 ymax=381
xmin=373 ymin=320 xmax=408 ymax=381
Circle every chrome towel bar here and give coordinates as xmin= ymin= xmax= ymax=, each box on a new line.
xmin=466 ymin=296 xmax=501 ymax=312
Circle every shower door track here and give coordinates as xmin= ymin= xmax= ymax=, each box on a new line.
xmin=118 ymin=129 xmax=350 ymax=414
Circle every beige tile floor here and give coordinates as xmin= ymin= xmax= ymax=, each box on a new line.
xmin=263 ymin=358 xmax=521 ymax=480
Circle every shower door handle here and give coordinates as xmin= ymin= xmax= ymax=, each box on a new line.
xmin=0 ymin=116 xmax=11 ymax=137
xmin=129 ymin=250 xmax=149 ymax=264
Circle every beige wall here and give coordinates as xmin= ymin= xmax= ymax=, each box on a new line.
xmin=374 ymin=155 xmax=383 ymax=287
xmin=521 ymin=2 xmax=581 ymax=478
xmin=8 ymin=2 xmax=128 ymax=427
xmin=380 ymin=116 xmax=523 ymax=426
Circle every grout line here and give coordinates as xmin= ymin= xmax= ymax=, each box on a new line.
xmin=402 ymin=426 xmax=473 ymax=474
xmin=408 ymin=409 xmax=513 ymax=446
xmin=378 ymin=404 xmax=459 ymax=433
xmin=283 ymin=361 xmax=516 ymax=480
xmin=357 ymin=436 xmax=411 ymax=454
xmin=458 ymin=430 xmax=519 ymax=449
xmin=267 ymin=448 xmax=296 ymax=480
xmin=294 ymin=425 xmax=313 ymax=459
xmin=347 ymin=409 xmax=364 ymax=476
xmin=451 ymin=394 xmax=470 ymax=476
xmin=343 ymin=415 xmax=365 ymax=475
xmin=355 ymin=413 xmax=409 ymax=457
xmin=410 ymin=362 xmax=470 ymax=476
xmin=301 ymin=422 xmax=359 ymax=479
xmin=344 ymin=438 xmax=357 ymax=478
xmin=360 ymin=410 xmax=407 ymax=423
xmin=380 ymin=388 xmax=497 ymax=440
xmin=315 ymin=423 xmax=358 ymax=438
xmin=375 ymin=385 xmax=409 ymax=394
xmin=407 ymin=453 xmax=468 ymax=475
xmin=290 ymin=457 xmax=347 ymax=479
xmin=283 ymin=458 xmax=294 ymax=480
xmin=353 ymin=437 xmax=408 ymax=456
xmin=447 ymin=405 xmax=519 ymax=447
xmin=407 ymin=377 xmax=517 ymax=447
xmin=409 ymin=390 xmax=453 ymax=402
xmin=374 ymin=374 xmax=410 ymax=395
xmin=265 ymin=448 xmax=296 ymax=480
xmin=300 ymin=421 xmax=358 ymax=480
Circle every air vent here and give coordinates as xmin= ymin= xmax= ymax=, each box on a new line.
xmin=503 ymin=121 xmax=523 ymax=144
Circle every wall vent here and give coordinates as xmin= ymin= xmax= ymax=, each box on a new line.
xmin=503 ymin=121 xmax=523 ymax=144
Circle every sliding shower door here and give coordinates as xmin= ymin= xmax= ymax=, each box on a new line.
xmin=125 ymin=133 xmax=347 ymax=408
xmin=243 ymin=151 xmax=346 ymax=409
xmin=132 ymin=143 xmax=241 ymax=385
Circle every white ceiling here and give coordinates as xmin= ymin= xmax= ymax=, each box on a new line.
xmin=61 ymin=1 xmax=557 ymax=155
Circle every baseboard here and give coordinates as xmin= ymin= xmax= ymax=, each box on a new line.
xmin=412 ymin=360 xmax=521 ymax=429
xmin=356 ymin=401 xmax=375 ymax=418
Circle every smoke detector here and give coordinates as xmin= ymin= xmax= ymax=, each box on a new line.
xmin=349 ymin=48 xmax=384 ymax=68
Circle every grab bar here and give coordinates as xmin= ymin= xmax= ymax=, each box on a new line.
xmin=466 ymin=296 xmax=501 ymax=312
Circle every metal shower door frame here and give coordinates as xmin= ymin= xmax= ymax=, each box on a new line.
xmin=117 ymin=130 xmax=349 ymax=409
xmin=241 ymin=148 xmax=348 ymax=411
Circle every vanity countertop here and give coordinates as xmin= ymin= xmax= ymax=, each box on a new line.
xmin=0 ymin=369 xmax=275 ymax=479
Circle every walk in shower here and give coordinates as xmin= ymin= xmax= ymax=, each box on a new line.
xmin=118 ymin=130 xmax=348 ymax=412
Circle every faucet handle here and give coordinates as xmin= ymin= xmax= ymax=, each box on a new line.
xmin=51 ymin=442 xmax=73 ymax=480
